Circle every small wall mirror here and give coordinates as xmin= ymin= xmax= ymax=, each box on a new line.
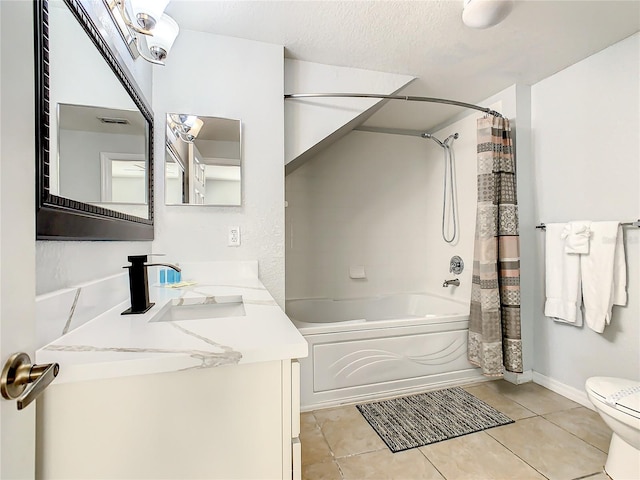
xmin=165 ymin=114 xmax=242 ymax=206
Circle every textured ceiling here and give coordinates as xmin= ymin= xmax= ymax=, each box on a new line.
xmin=165 ymin=0 xmax=640 ymax=130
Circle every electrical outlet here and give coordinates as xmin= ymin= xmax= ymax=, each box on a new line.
xmin=228 ymin=226 xmax=241 ymax=246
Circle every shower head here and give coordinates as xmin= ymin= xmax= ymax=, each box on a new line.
xmin=444 ymin=133 xmax=459 ymax=146
xmin=421 ymin=132 xmax=444 ymax=147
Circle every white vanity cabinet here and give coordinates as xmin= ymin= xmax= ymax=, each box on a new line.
xmin=34 ymin=263 xmax=307 ymax=479
xmin=36 ymin=359 xmax=302 ymax=479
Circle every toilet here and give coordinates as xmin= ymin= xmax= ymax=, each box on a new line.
xmin=586 ymin=377 xmax=640 ymax=480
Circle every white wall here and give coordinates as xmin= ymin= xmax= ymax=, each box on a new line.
xmin=58 ymin=130 xmax=144 ymax=202
xmin=286 ymin=131 xmax=436 ymax=299
xmin=111 ymin=177 xmax=146 ymax=204
xmin=531 ymin=33 xmax=640 ymax=390
xmin=196 ymin=139 xmax=241 ymax=161
xmin=286 ymin=103 xmax=499 ymax=302
xmin=153 ymin=30 xmax=286 ymax=305
xmin=205 ymin=179 xmax=241 ymax=206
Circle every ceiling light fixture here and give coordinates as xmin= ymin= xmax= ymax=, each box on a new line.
xmin=103 ymin=0 xmax=179 ymax=65
xmin=169 ymin=114 xmax=204 ymax=144
xmin=462 ymin=0 xmax=514 ymax=29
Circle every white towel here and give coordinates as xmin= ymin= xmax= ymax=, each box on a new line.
xmin=544 ymin=223 xmax=583 ymax=326
xmin=561 ymin=221 xmax=591 ymax=254
xmin=581 ymin=222 xmax=627 ymax=333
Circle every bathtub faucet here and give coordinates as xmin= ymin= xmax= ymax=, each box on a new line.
xmin=443 ymin=278 xmax=460 ymax=287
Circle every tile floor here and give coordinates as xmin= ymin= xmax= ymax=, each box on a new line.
xmin=300 ymin=381 xmax=612 ymax=480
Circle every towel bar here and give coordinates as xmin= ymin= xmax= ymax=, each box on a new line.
xmin=536 ymin=220 xmax=640 ymax=230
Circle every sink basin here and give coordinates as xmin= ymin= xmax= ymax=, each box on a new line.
xmin=151 ymin=295 xmax=246 ymax=322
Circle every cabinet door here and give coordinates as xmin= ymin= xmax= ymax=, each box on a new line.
xmin=281 ymin=359 xmax=302 ymax=480
xmin=292 ymin=360 xmax=300 ymax=437
xmin=291 ymin=360 xmax=301 ymax=479
xmin=38 ymin=362 xmax=285 ymax=479
xmin=292 ymin=437 xmax=302 ymax=480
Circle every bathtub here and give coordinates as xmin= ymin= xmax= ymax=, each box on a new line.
xmin=286 ymin=293 xmax=484 ymax=410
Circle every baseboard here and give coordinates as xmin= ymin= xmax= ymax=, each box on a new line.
xmin=532 ymin=372 xmax=595 ymax=410
xmin=301 ymin=370 xmax=596 ymax=412
xmin=503 ymin=370 xmax=533 ymax=385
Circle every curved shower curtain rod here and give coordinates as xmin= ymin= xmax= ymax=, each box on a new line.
xmin=284 ymin=93 xmax=503 ymax=117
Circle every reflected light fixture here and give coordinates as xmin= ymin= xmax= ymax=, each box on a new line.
xmin=169 ymin=114 xmax=204 ymax=144
xmin=103 ymin=0 xmax=179 ymax=65
xmin=462 ymin=0 xmax=514 ymax=29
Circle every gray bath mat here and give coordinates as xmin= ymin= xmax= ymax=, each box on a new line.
xmin=356 ymin=387 xmax=514 ymax=452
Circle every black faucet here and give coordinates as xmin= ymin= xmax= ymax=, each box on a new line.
xmin=121 ymin=255 xmax=181 ymax=315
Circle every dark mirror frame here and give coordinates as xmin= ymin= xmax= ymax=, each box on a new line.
xmin=35 ymin=0 xmax=154 ymax=240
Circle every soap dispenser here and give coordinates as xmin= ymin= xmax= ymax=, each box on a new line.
xmin=159 ymin=263 xmax=181 ymax=285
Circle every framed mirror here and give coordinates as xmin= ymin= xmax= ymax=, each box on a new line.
xmin=36 ymin=0 xmax=154 ymax=240
xmin=165 ymin=114 xmax=242 ymax=206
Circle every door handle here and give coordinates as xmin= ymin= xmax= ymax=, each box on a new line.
xmin=1 ymin=352 xmax=59 ymax=410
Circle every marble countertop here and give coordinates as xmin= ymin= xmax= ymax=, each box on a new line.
xmin=36 ymin=266 xmax=308 ymax=384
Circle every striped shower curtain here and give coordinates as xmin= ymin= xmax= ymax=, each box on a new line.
xmin=468 ymin=116 xmax=523 ymax=376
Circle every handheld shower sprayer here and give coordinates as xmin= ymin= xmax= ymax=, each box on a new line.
xmin=421 ymin=131 xmax=460 ymax=244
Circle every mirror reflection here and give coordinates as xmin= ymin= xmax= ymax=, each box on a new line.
xmin=57 ymin=104 xmax=148 ymax=217
xmin=165 ymin=114 xmax=242 ymax=206
xmin=48 ymin=0 xmax=151 ymax=220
